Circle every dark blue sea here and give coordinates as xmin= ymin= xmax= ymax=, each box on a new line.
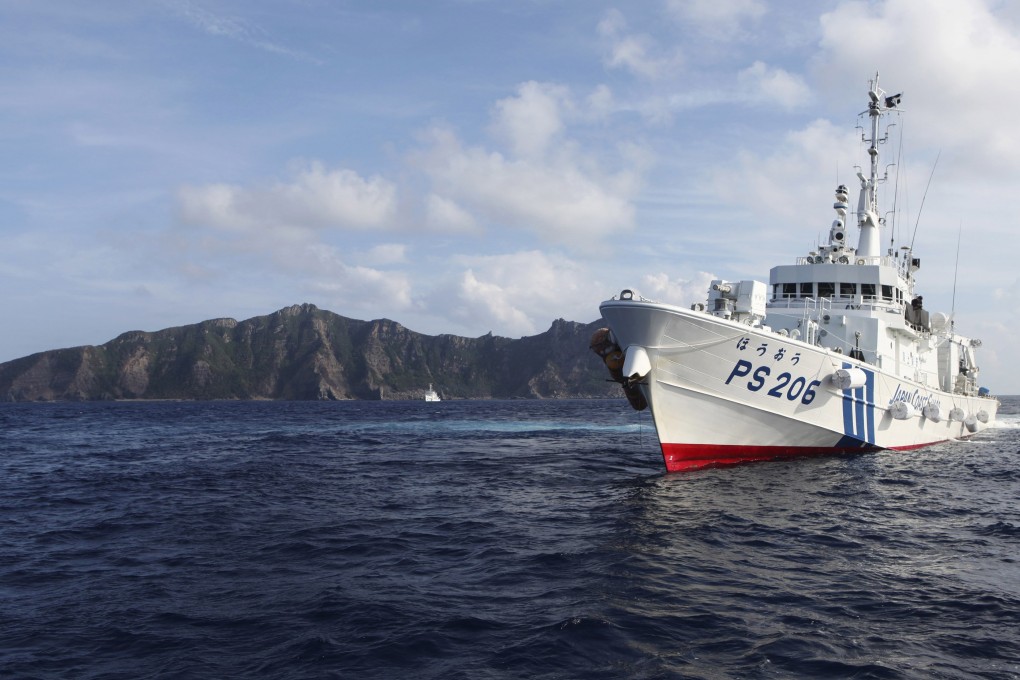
xmin=1 ymin=397 xmax=1018 ymax=679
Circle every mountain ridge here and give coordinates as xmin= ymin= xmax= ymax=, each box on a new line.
xmin=0 ymin=304 xmax=618 ymax=401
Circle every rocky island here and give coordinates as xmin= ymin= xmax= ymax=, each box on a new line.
xmin=0 ymin=304 xmax=617 ymax=401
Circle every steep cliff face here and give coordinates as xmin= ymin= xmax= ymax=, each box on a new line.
xmin=0 ymin=304 xmax=618 ymax=401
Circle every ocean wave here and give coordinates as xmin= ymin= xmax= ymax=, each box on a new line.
xmin=991 ymin=416 xmax=1020 ymax=429
xmin=2 ymin=398 xmax=1019 ymax=680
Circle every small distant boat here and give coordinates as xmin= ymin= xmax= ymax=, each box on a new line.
xmin=424 ymin=384 xmax=441 ymax=402
xmin=592 ymin=72 xmax=998 ymax=472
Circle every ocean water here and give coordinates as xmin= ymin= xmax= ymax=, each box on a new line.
xmin=1 ymin=397 xmax=1018 ymax=680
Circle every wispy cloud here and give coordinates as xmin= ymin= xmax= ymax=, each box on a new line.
xmin=161 ymin=0 xmax=321 ymax=63
xmin=597 ymin=9 xmax=684 ymax=80
xmin=664 ymin=0 xmax=767 ymax=40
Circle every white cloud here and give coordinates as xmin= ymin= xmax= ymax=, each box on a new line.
xmin=707 ymin=118 xmax=856 ymax=231
xmin=308 ymin=263 xmax=414 ymax=314
xmin=178 ymin=161 xmax=399 ymax=235
xmin=414 ymin=84 xmax=642 ymax=250
xmin=640 ymin=271 xmax=718 ymax=307
xmin=586 ymin=84 xmax=616 ymax=119
xmin=170 ymin=164 xmax=412 ymax=320
xmin=665 ymin=0 xmax=766 ymax=39
xmin=179 ymin=183 xmax=243 ymax=230
xmin=424 ymin=194 xmax=479 ymax=233
xmin=597 ymin=9 xmax=684 ymax=80
xmin=359 ymin=243 xmax=408 ymax=266
xmin=270 ymin=242 xmax=414 ymax=313
xmin=459 ymin=269 xmax=535 ymax=334
xmin=993 ymin=279 xmax=1020 ymax=305
xmin=489 ymin=81 xmax=571 ymax=159
xmin=421 ymin=131 xmax=637 ymax=249
xmin=444 ymin=250 xmax=592 ymax=336
xmin=815 ymin=0 xmax=1020 ymax=171
xmin=737 ymin=61 xmax=812 ymax=110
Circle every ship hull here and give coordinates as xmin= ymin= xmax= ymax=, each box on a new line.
xmin=600 ymin=299 xmax=999 ymax=472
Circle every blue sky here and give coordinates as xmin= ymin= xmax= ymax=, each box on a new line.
xmin=3 ymin=0 xmax=1019 ymax=393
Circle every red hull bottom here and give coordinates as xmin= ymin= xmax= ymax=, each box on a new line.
xmin=660 ymin=441 xmax=947 ymax=473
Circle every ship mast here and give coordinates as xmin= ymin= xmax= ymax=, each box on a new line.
xmin=856 ymin=72 xmax=900 ymax=259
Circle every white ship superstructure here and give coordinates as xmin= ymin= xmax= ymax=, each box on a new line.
xmin=592 ymin=74 xmax=998 ymax=472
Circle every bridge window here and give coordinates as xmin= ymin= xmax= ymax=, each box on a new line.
xmin=861 ymin=283 xmax=876 ymax=300
xmin=840 ymin=282 xmax=857 ymax=297
xmin=882 ymin=285 xmax=894 ymax=301
xmin=818 ymin=282 xmax=835 ymax=298
xmin=782 ymin=283 xmax=797 ymax=299
xmin=800 ymin=282 xmax=813 ymax=298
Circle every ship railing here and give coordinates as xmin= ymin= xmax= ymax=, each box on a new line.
xmin=897 ymin=258 xmax=913 ymax=279
xmin=794 ymin=255 xmax=897 ymax=267
xmin=765 ymin=295 xmax=831 ymax=328
xmin=905 ymin=320 xmax=932 ymax=335
xmin=768 ymin=295 xmax=897 ymax=314
xmin=801 ymin=297 xmax=818 ymax=324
